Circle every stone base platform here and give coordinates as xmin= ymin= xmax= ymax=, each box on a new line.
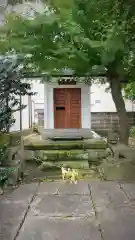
xmin=24 ymin=138 xmax=107 ymax=151
xmin=39 ymin=128 xmax=100 ymax=140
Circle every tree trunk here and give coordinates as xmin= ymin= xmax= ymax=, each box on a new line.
xmin=109 ymin=77 xmax=129 ymax=144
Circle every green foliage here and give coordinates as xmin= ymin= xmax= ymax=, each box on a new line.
xmin=0 ymin=0 xmax=134 ymax=79
xmin=0 ymin=144 xmax=8 ymax=165
xmin=124 ymin=82 xmax=135 ymax=101
xmin=129 ymin=126 xmax=135 ymax=137
xmin=0 ymin=141 xmax=9 ymax=186
xmin=0 ymin=53 xmax=34 ymax=185
xmin=0 ymin=167 xmax=8 ymax=185
xmin=0 ymin=54 xmax=34 ymax=132
xmin=0 ymin=167 xmax=16 ymax=186
xmin=32 ymin=123 xmax=39 ymax=133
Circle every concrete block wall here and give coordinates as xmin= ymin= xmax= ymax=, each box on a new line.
xmin=91 ymin=112 xmax=135 ymax=136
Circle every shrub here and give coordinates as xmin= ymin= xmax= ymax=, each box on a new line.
xmin=0 ymin=167 xmax=16 ymax=186
xmin=129 ymin=126 xmax=135 ymax=137
xmin=0 ymin=144 xmax=9 ymax=186
xmin=32 ymin=123 xmax=39 ymax=133
xmin=0 ymin=134 xmax=13 ymax=186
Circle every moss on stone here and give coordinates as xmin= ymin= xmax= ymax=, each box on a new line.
xmin=39 ymin=150 xmax=88 ymax=161
xmin=55 ymin=160 xmax=90 ymax=169
xmin=0 ymin=132 xmax=20 ymax=147
xmin=28 ymin=149 xmax=108 ymax=163
xmin=83 ymin=139 xmax=107 ymax=149
xmin=0 ymin=129 xmax=33 ymax=148
xmin=24 ymin=141 xmax=83 ymax=150
xmin=0 ymin=133 xmax=10 ymax=147
xmin=39 ymin=160 xmax=90 ymax=171
xmin=39 ymin=161 xmax=60 ymax=171
xmin=24 ymin=138 xmax=107 ymax=151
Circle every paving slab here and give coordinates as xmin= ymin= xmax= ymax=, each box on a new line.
xmin=0 ymin=201 xmax=27 ymax=240
xmin=89 ymin=181 xmax=135 ymax=240
xmin=120 ymin=182 xmax=135 ymax=200
xmin=2 ymin=183 xmax=38 ymax=203
xmin=38 ymin=181 xmax=90 ymax=195
xmin=57 ymin=181 xmax=90 ymax=195
xmin=30 ymin=194 xmax=94 ymax=217
xmin=100 ymin=211 xmax=135 ymax=240
xmin=1 ymin=180 xmax=135 ymax=240
xmin=37 ymin=182 xmax=60 ymax=195
xmin=16 ymin=216 xmax=101 ymax=240
xmin=89 ymin=181 xmax=129 ymax=208
xmin=0 ymin=183 xmax=38 ymax=240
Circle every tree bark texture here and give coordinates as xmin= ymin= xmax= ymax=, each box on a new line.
xmin=109 ymin=76 xmax=129 ymax=145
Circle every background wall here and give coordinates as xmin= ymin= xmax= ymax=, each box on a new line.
xmin=10 ymin=80 xmax=135 ymax=132
xmin=91 ymin=83 xmax=135 ymax=112
xmin=90 ymin=83 xmax=135 ymax=134
xmin=91 ymin=112 xmax=135 ymax=135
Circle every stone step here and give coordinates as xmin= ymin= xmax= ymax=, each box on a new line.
xmin=40 ymin=160 xmax=90 ymax=170
xmin=26 ymin=149 xmax=108 ymax=163
xmin=34 ymin=168 xmax=100 ymax=181
xmin=23 ymin=161 xmax=100 ymax=183
xmin=39 ymin=128 xmax=93 ymax=139
xmin=24 ymin=139 xmax=107 ymax=151
xmin=42 ymin=149 xmax=89 ymax=161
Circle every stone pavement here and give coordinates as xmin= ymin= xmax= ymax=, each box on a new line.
xmin=1 ymin=180 xmax=135 ymax=240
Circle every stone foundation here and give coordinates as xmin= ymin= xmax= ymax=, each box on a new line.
xmin=23 ymin=132 xmax=108 ymax=181
xmin=24 ymin=139 xmax=107 ymax=151
xmin=6 ymin=146 xmax=25 ymax=185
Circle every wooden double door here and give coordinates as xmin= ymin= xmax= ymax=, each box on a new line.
xmin=54 ymin=88 xmax=81 ymax=128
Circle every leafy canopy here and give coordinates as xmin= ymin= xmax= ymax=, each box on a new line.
xmin=1 ymin=0 xmax=135 ymax=143
xmin=0 ymin=0 xmax=135 ymax=80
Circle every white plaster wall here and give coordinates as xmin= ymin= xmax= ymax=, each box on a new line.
xmin=31 ymin=79 xmax=44 ymax=123
xmin=22 ymin=95 xmax=30 ymax=130
xmin=31 ymin=80 xmax=44 ymax=103
xmin=35 ymin=103 xmax=44 ymax=110
xmin=91 ymin=83 xmax=135 ymax=112
xmin=44 ymin=83 xmax=91 ymax=129
xmin=34 ymin=81 xmax=135 ymax=115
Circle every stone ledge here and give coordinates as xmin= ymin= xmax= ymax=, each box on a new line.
xmin=25 ymin=149 xmax=109 ymax=162
xmin=24 ymin=139 xmax=107 ymax=151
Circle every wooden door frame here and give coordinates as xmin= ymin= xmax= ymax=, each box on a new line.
xmin=53 ymin=88 xmax=56 ymax=128
xmin=53 ymin=88 xmax=57 ymax=129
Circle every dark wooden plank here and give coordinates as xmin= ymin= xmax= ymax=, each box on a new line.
xmin=54 ymin=88 xmax=81 ymax=129
xmin=54 ymin=88 xmax=66 ymax=128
